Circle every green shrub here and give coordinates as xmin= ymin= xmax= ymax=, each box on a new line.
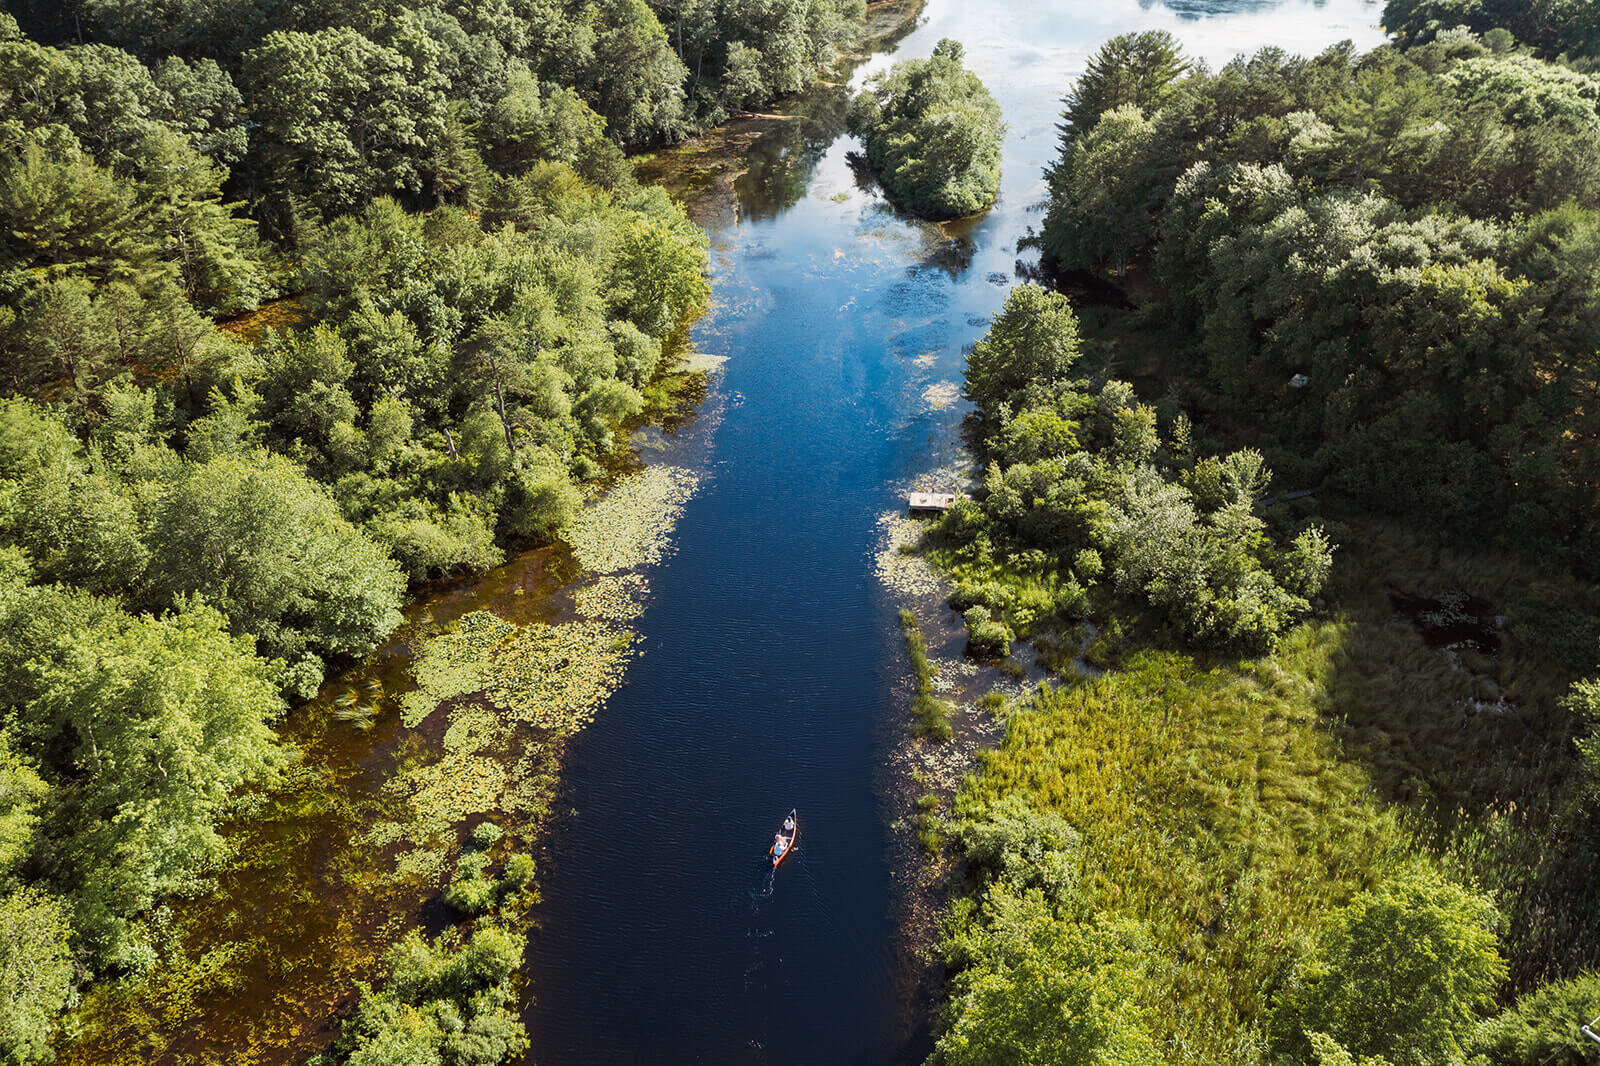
xmin=1469 ymin=970 xmax=1600 ymax=1066
xmin=500 ymin=855 xmax=537 ymax=893
xmin=914 ymin=694 xmax=955 ymax=741
xmin=312 ymin=925 xmax=528 ymax=1066
xmin=442 ymin=876 xmax=497 ymax=917
xmin=1072 ymin=549 xmax=1103 ymax=582
xmin=1269 ymin=867 xmax=1506 ymax=1066
xmin=901 ymin=609 xmax=955 ymax=741
xmin=963 ymin=606 xmax=1013 ymax=659
xmin=442 ymin=852 xmax=496 ymax=916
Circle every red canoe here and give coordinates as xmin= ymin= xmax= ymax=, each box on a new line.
xmin=770 ymin=809 xmax=798 ymax=868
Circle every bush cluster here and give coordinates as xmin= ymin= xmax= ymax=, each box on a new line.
xmin=928 ymin=284 xmax=1333 ymax=656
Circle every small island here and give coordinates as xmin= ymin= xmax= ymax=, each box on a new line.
xmin=847 ymin=38 xmax=1004 ymax=220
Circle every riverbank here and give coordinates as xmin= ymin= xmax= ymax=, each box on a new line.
xmin=900 ymin=292 xmax=1600 ymax=1064
xmin=53 ymin=351 xmax=716 ymax=1066
xmin=48 ymin=4 xmax=947 ymax=1059
xmin=634 ymin=0 xmax=925 ymax=227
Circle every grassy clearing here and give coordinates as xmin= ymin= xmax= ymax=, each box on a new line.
xmin=956 ymin=634 xmax=1412 ymax=1064
xmin=900 ymin=609 xmax=955 ymax=741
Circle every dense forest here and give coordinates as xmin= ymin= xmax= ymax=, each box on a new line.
xmin=0 ymin=0 xmax=878 ymax=1058
xmin=924 ymin=12 xmax=1600 ymax=1066
xmin=7 ymin=0 xmax=1600 ymax=1060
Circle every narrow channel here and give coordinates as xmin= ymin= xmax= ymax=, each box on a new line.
xmin=522 ymin=2 xmax=1386 ymax=1063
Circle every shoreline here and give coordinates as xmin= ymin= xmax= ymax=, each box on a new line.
xmin=54 ymin=351 xmax=722 ymax=1066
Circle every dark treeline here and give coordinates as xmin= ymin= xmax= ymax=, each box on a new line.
xmin=11 ymin=0 xmax=867 ymax=164
xmin=0 ymin=0 xmax=885 ymax=1054
xmin=1383 ymin=0 xmax=1600 ymax=62
xmin=927 ymin=284 xmax=1333 ymax=656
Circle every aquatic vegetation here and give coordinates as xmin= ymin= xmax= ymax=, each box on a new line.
xmin=575 ymin=574 xmax=651 ymax=623
xmin=677 ymin=351 xmax=730 ymax=375
xmin=874 ymin=512 xmax=945 ymax=599
xmin=486 ymin=621 xmax=636 ymax=730
xmin=900 ymin=609 xmax=954 ymax=741
xmin=373 ymin=608 xmax=636 ymax=879
xmin=310 ymin=923 xmax=528 ymax=1066
xmin=401 ymin=612 xmax=517 ymax=727
xmin=947 ymin=639 xmax=1413 ymax=1064
xmin=565 ymin=465 xmax=701 ymax=574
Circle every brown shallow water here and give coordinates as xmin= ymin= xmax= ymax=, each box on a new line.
xmin=56 ymin=547 xmax=569 ymax=1065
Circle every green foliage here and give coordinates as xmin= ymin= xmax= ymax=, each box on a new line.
xmin=0 ymin=737 xmax=44 ymax=883
xmin=1308 ymin=1033 xmax=1396 ymax=1066
xmin=312 ymin=924 xmax=528 ymax=1066
xmin=847 ymin=39 xmax=1004 ymax=220
xmin=658 ymin=0 xmax=864 ymax=120
xmin=1269 ymin=868 xmax=1506 ymax=1066
xmin=0 ymin=31 xmax=269 ymax=312
xmin=442 ymin=852 xmax=497 ymax=917
xmin=939 ymin=640 xmax=1419 ymax=1064
xmin=0 ymin=888 xmax=75 ymax=1065
xmin=0 ymin=563 xmax=283 ymax=975
xmin=0 ymin=1 xmax=740 ymax=1056
xmin=0 ymin=393 xmax=412 ymax=694
xmin=1383 ymin=0 xmax=1600 ymax=60
xmin=500 ymin=854 xmax=535 ymax=892
xmin=1041 ymin=33 xmax=1600 ymax=569
xmin=961 ymin=605 xmax=1013 ymax=660
xmin=146 ymin=451 xmax=406 ymax=691
xmin=935 ymin=886 xmax=1158 ymax=1066
xmin=1044 ymin=104 xmax=1169 ymax=276
xmin=1469 ymin=970 xmax=1600 ymax=1065
xmin=963 ymin=284 xmax=1082 ymax=417
xmin=241 ymin=27 xmax=453 ymax=217
xmin=1056 ymin=30 xmax=1188 ymax=146
xmin=15 ymin=595 xmax=283 ymax=965
xmin=934 ymin=285 xmax=1330 ymax=653
xmin=899 ymin=609 xmax=954 ymax=740
xmin=64 ymin=0 xmax=864 ymax=169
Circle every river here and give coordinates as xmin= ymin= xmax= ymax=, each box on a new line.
xmin=520 ymin=1 xmax=1387 ymax=1064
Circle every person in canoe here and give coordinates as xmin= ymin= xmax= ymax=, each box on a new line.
xmin=771 ymin=810 xmax=797 ymax=867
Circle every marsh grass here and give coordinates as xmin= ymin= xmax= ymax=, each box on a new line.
xmin=900 ymin=609 xmax=955 ymax=741
xmin=940 ymin=499 xmax=1600 ymax=1063
xmin=957 ymin=636 xmax=1411 ymax=1064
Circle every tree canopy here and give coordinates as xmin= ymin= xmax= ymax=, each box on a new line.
xmin=1039 ymin=31 xmax=1600 ymax=573
xmin=1382 ymin=0 xmax=1600 ymax=60
xmin=1270 ymin=869 xmax=1506 ymax=1066
xmin=930 ymin=284 xmax=1333 ymax=654
xmin=0 ymin=0 xmax=737 ymax=1052
xmin=847 ymin=39 xmax=1004 ymax=220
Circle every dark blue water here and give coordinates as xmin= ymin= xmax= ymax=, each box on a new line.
xmin=522 ymin=2 xmax=1383 ymax=1063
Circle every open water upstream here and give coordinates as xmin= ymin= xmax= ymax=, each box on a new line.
xmin=522 ymin=1 xmax=1386 ymax=1063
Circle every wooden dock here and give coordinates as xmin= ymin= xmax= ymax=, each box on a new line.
xmin=908 ymin=492 xmax=957 ymax=515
